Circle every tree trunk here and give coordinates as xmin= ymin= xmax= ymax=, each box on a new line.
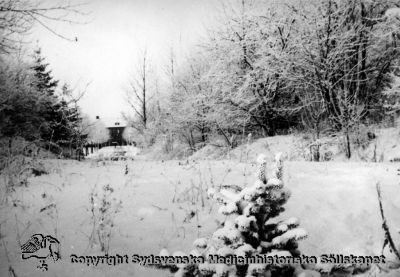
xmin=345 ymin=130 xmax=351 ymax=159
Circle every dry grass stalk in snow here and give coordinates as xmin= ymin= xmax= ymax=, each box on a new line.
xmin=88 ymin=183 xmax=122 ymax=253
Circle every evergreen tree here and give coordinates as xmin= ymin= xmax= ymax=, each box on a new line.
xmin=30 ymin=47 xmax=68 ymax=150
xmin=156 ymin=154 xmax=311 ymax=277
xmin=31 ymin=48 xmax=59 ymax=95
xmin=60 ymin=83 xmax=88 ymax=158
xmin=57 ymin=84 xmax=77 ymax=145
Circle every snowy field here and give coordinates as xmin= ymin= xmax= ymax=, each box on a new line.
xmin=0 ymin=158 xmax=399 ymax=276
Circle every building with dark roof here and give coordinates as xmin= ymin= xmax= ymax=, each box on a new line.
xmin=96 ymin=116 xmax=127 ymax=146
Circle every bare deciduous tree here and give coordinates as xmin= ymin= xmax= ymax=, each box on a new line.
xmin=0 ymin=0 xmax=87 ymax=53
xmin=126 ymin=49 xmax=152 ymax=131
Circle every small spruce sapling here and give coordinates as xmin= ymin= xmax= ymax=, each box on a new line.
xmin=156 ymin=153 xmax=310 ymax=277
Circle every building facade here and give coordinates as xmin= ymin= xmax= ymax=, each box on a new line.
xmin=96 ymin=116 xmax=127 ymax=146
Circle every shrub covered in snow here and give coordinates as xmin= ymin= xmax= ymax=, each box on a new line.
xmin=155 ymin=153 xmax=313 ymax=277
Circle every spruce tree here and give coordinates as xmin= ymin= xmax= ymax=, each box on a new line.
xmin=59 ymin=84 xmax=80 ymax=142
xmin=31 ymin=48 xmax=58 ymax=95
xmin=157 ymin=153 xmax=312 ymax=277
xmin=59 ymin=83 xmax=85 ymax=157
xmin=31 ymin=47 xmax=68 ymax=150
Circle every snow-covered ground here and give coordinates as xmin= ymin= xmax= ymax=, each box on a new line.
xmin=86 ymin=146 xmax=140 ymax=160
xmin=0 ymin=158 xmax=399 ymax=276
xmin=188 ymin=127 xmax=400 ymax=163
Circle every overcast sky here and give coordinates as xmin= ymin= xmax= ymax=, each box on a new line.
xmin=31 ymin=0 xmax=218 ymax=121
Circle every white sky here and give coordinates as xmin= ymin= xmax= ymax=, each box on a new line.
xmin=30 ymin=0 xmax=218 ymax=120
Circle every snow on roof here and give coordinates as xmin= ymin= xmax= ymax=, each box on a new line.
xmin=95 ymin=116 xmax=127 ymax=128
